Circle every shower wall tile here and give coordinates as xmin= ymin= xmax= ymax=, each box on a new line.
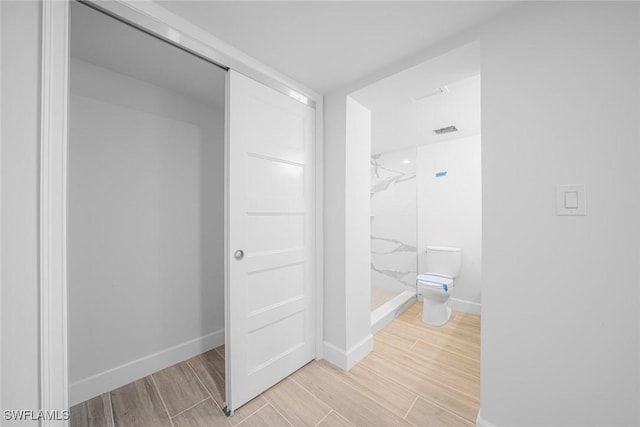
xmin=371 ymin=148 xmax=417 ymax=293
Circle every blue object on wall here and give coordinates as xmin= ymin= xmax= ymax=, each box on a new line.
xmin=435 ymin=171 xmax=447 ymax=178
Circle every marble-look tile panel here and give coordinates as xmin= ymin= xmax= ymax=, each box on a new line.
xmin=371 ymin=148 xmax=417 ymax=295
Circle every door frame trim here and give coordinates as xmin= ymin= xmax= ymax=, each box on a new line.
xmin=40 ymin=0 xmax=323 ymax=418
xmin=40 ymin=1 xmax=70 ymax=422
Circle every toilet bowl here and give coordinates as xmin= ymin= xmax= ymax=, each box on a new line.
xmin=416 ymin=246 xmax=461 ymax=326
xmin=417 ymin=274 xmax=454 ymax=326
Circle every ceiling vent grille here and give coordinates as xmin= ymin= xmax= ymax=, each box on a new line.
xmin=413 ymin=86 xmax=449 ymax=102
xmin=433 ymin=125 xmax=458 ymax=135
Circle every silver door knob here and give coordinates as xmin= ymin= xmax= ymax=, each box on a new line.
xmin=234 ymin=250 xmax=244 ymax=260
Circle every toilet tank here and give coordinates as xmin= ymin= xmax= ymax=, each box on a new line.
xmin=425 ymin=246 xmax=462 ymax=277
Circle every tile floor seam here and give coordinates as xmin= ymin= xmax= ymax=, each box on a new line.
xmin=410 ymin=337 xmax=481 ymax=365
xmin=313 ymin=410 xmax=332 ymax=427
xmin=332 ymin=411 xmax=356 ymax=427
xmin=169 ymin=396 xmax=211 ymax=420
xmin=418 ymin=346 xmax=481 ymax=363
xmin=185 ymin=360 xmax=233 ymax=426
xmin=401 ymin=348 xmax=481 ymax=379
xmin=391 ymin=323 xmax=481 ymax=346
xmin=403 ymin=395 xmax=419 ymax=419
xmin=364 ymin=338 xmax=479 ymax=423
xmin=385 ymin=364 xmax=466 ymax=427
xmin=414 ymin=392 xmax=478 ymax=424
xmin=260 ymin=400 xmax=295 ymax=427
xmin=369 ymin=346 xmax=480 ymax=402
xmin=359 ymin=351 xmax=479 ymax=419
xmin=354 ymin=362 xmax=417 ymax=401
xmin=311 ymin=361 xmax=411 ymax=424
xmin=150 ymin=374 xmax=176 ymax=427
xmin=318 ymin=363 xmax=413 ymax=419
xmin=441 ymin=405 xmax=478 ymax=426
xmin=186 ymin=361 xmax=216 ymax=404
xmin=108 ymin=391 xmax=116 ymax=427
xmin=406 ymin=393 xmax=474 ymax=427
xmin=383 ymin=317 xmax=479 ymax=345
xmin=350 ymin=362 xmax=422 ymax=414
xmin=214 ymin=347 xmax=225 ymax=359
xmin=279 ymin=371 xmax=333 ymax=416
xmin=290 ymin=365 xmax=368 ymax=425
xmin=389 ymin=326 xmax=481 ymax=347
xmin=288 ymin=374 xmax=334 ymax=416
xmin=232 ymin=402 xmax=269 ymax=427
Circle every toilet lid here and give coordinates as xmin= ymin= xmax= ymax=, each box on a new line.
xmin=416 ymin=273 xmax=454 ymax=291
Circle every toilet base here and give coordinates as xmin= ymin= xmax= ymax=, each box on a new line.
xmin=421 ymin=300 xmax=452 ymax=326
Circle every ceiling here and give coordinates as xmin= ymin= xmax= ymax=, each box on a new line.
xmin=158 ymin=1 xmax=517 ymax=94
xmin=370 ymin=75 xmax=480 ymax=154
xmin=71 ymin=2 xmax=484 ymax=154
xmin=70 ymin=2 xmax=226 ymax=109
xmin=352 ymin=43 xmax=480 ymax=154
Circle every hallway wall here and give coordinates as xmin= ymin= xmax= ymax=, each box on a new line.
xmin=0 ymin=2 xmax=41 ymax=423
xmin=478 ymin=3 xmax=640 ymax=426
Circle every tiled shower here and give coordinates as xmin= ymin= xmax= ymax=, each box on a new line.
xmin=370 ymin=147 xmax=418 ymax=310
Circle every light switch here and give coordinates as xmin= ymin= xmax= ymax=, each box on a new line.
xmin=564 ymin=191 xmax=579 ymax=209
xmin=556 ymin=184 xmax=586 ymax=216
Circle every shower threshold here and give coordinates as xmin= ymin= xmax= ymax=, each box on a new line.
xmin=371 ymin=290 xmax=416 ymax=334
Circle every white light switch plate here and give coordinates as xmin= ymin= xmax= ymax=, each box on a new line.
xmin=556 ymin=184 xmax=586 ymax=216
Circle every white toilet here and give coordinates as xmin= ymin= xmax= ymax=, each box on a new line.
xmin=416 ymin=246 xmax=462 ymax=326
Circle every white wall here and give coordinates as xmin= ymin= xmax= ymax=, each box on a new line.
xmin=322 ymin=92 xmax=348 ymax=358
xmin=0 ymin=1 xmax=41 ymax=425
xmin=417 ymin=135 xmax=481 ymax=314
xmin=344 ymin=97 xmax=373 ymax=365
xmin=371 ymin=147 xmax=417 ymax=294
xmin=322 ymin=94 xmax=373 ymax=370
xmin=68 ymin=59 xmax=225 ymax=404
xmin=478 ymin=3 xmax=640 ymax=426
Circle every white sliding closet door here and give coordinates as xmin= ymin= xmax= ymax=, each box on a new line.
xmin=225 ymin=70 xmax=316 ymax=413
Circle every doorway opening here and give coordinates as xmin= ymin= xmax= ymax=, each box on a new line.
xmin=68 ymin=0 xmax=227 ymax=410
xmin=349 ymin=42 xmax=482 ymax=333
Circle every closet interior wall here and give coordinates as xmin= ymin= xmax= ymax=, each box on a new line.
xmin=68 ymin=2 xmax=226 ymax=404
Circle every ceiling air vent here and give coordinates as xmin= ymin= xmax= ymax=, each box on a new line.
xmin=433 ymin=125 xmax=458 ymax=135
xmin=412 ymin=86 xmax=449 ymax=102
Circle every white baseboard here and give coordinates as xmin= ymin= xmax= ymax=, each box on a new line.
xmin=322 ymin=333 xmax=373 ymax=371
xmin=450 ymin=297 xmax=481 ymax=315
xmin=322 ymin=341 xmax=346 ymax=369
xmin=346 ymin=334 xmax=373 ymax=370
xmin=69 ymin=329 xmax=224 ymax=406
xmin=476 ymin=409 xmax=500 ymax=427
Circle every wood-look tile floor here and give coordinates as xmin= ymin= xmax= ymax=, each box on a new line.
xmin=71 ymin=302 xmax=480 ymax=427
